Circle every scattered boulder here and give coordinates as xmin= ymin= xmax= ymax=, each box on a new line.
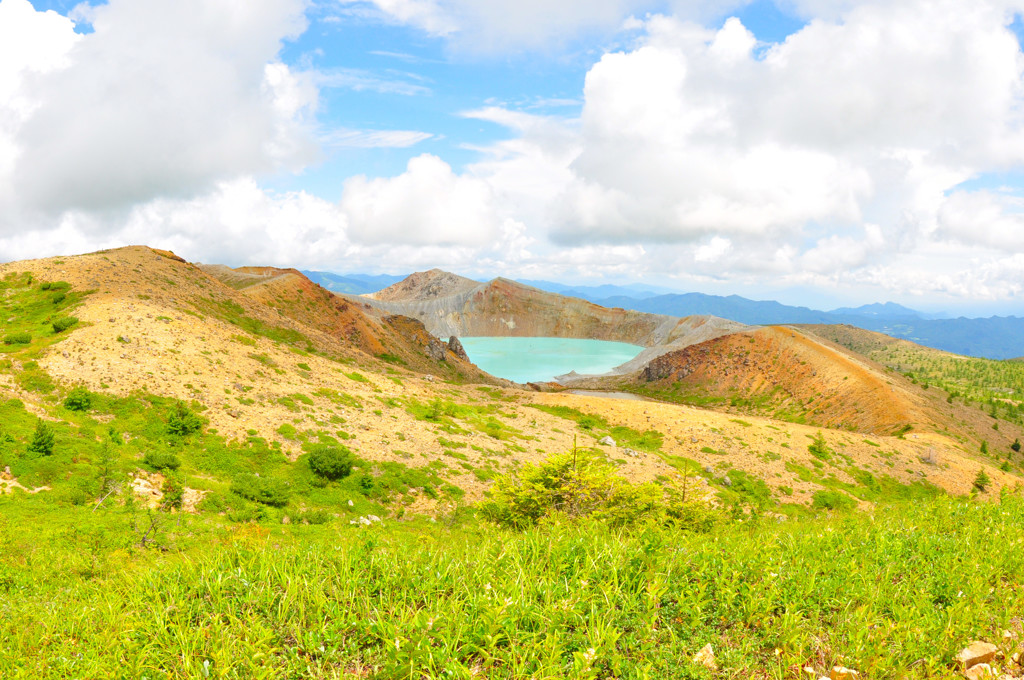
xmin=598 ymin=436 xmax=616 ymax=447
xmin=722 ymin=476 xmax=733 ymax=487
xmin=1 ymin=466 xmax=11 ymax=481
xmin=692 ymin=644 xmax=716 ymax=671
xmin=957 ymin=642 xmax=998 ymax=671
xmin=963 ymin=663 xmax=995 ymax=679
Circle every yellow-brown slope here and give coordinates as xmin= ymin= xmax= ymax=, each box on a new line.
xmin=620 ymin=326 xmax=936 ymax=436
xmin=200 ymin=264 xmax=486 ymax=380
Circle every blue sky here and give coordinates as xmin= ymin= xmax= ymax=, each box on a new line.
xmin=3 ymin=0 xmax=1024 ymax=315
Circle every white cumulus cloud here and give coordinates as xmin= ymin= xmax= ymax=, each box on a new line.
xmin=340 ymin=154 xmax=501 ymax=246
xmin=0 ymin=0 xmax=315 ymax=218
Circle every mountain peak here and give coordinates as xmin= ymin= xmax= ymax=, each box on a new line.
xmin=370 ymin=269 xmax=480 ymax=302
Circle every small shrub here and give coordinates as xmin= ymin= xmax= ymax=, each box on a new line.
xmin=807 ymin=432 xmax=832 ymax=461
xmin=143 ymin=451 xmax=181 ymax=472
xmin=973 ymin=469 xmax=991 ymax=493
xmin=299 ymin=509 xmax=332 ymax=525
xmin=160 ymin=476 xmax=185 ymax=511
xmin=167 ymin=401 xmax=203 ymax=437
xmin=27 ymin=419 xmax=55 ymax=456
xmin=811 ymin=489 xmax=857 ymax=511
xmin=52 ymin=316 xmax=79 ymax=333
xmin=1012 ymin=439 xmax=1021 ymax=453
xmin=308 ymin=444 xmax=355 ymax=480
xmin=63 ymin=386 xmax=92 ymax=412
xmin=3 ymin=333 xmax=31 ymax=345
xmin=232 ymin=474 xmax=290 ymax=507
xmin=51 ymin=292 xmax=66 ymax=305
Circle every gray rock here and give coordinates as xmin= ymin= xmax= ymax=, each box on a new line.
xmin=366 ymin=515 xmax=382 ymax=523
xmin=598 ymin=436 xmax=616 ymax=447
xmin=448 ymin=336 xmax=470 ymax=361
xmin=722 ymin=476 xmax=733 ymax=487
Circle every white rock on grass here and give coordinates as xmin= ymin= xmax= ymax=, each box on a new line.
xmin=691 ymin=644 xmax=716 ymax=670
xmin=598 ymin=436 xmax=615 ymax=447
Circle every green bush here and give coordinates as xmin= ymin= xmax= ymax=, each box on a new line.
xmin=143 ymin=450 xmax=181 ymax=472
xmin=481 ymin=450 xmax=664 ymax=529
xmin=973 ymin=469 xmax=991 ymax=493
xmin=231 ymin=474 xmax=290 ymax=507
xmin=27 ymin=419 xmax=55 ymax=456
xmin=166 ymin=401 xmax=203 ymax=437
xmin=811 ymin=489 xmax=857 ymax=511
xmin=307 ymin=444 xmax=355 ymax=480
xmin=2 ymin=332 xmax=31 ymax=345
xmin=63 ymin=386 xmax=92 ymax=412
xmin=51 ymin=316 xmax=78 ymax=333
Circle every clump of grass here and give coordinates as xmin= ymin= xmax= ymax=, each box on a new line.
xmin=811 ymin=489 xmax=857 ymax=511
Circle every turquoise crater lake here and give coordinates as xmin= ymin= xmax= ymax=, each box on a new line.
xmin=458 ymin=337 xmax=644 ymax=384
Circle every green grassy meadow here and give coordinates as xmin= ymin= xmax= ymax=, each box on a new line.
xmin=3 ymin=496 xmax=1024 ymax=678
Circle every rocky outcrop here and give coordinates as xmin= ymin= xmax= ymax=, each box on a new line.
xmin=448 ymin=335 xmax=469 ymax=361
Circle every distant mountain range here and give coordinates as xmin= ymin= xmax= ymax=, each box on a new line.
xmin=581 ymin=293 xmax=1020 ymax=360
xmin=301 ymin=271 xmax=406 ymax=295
xmin=304 ymin=269 xmax=1022 ymax=360
xmin=520 ymin=284 xmax=1024 ymax=360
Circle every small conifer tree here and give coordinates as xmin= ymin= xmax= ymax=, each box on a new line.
xmin=28 ymin=419 xmax=55 ymax=456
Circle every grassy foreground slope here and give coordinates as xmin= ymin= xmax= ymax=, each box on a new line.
xmin=3 ymin=496 xmax=1024 ymax=678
